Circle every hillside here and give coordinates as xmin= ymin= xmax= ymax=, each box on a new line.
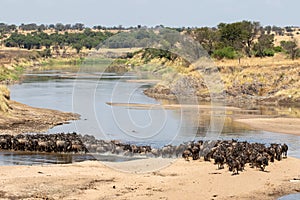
xmin=125 ymin=49 xmax=300 ymax=107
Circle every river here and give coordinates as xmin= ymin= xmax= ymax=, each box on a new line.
xmin=4 ymin=64 xmax=300 ymax=165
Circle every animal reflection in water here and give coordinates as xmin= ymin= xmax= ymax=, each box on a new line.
xmin=0 ymin=133 xmax=288 ymax=175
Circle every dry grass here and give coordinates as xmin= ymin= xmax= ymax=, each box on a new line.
xmin=213 ymin=54 xmax=300 ymax=103
xmin=0 ymin=85 xmax=10 ymax=113
xmin=274 ymin=33 xmax=300 ymax=47
xmin=214 ymin=53 xmax=300 ymax=67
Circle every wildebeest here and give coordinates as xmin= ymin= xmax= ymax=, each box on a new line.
xmin=0 ymin=133 xmax=290 ymax=176
xmin=180 ymin=139 xmax=288 ymax=175
xmin=255 ymin=155 xmax=269 ymax=171
xmin=282 ymin=144 xmax=288 ymax=158
xmin=213 ymin=154 xmax=225 ymax=169
xmin=227 ymin=156 xmax=241 ymax=175
xmin=182 ymin=149 xmax=192 ymax=161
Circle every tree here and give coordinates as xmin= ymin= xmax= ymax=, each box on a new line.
xmin=264 ymin=26 xmax=272 ymax=34
xmin=72 ymin=23 xmax=85 ymax=31
xmin=193 ymin=27 xmax=220 ymax=55
xmin=55 ymin=23 xmax=65 ymax=31
xmin=218 ymin=21 xmax=261 ymax=57
xmin=72 ymin=42 xmax=83 ymax=54
xmin=280 ymin=40 xmax=299 ymax=60
xmin=82 ymin=37 xmax=97 ymax=50
xmin=218 ymin=22 xmax=243 ymax=50
xmin=285 ymin=26 xmax=293 ymax=33
xmin=49 ymin=24 xmax=55 ymax=29
xmin=253 ymin=34 xmax=274 ymax=58
xmin=272 ymin=26 xmax=284 ymax=36
xmin=38 ymin=24 xmax=47 ymax=32
xmin=19 ymin=23 xmax=38 ymax=31
xmin=240 ymin=21 xmax=261 ymax=57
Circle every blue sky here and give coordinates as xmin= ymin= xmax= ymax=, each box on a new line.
xmin=0 ymin=0 xmax=299 ymax=27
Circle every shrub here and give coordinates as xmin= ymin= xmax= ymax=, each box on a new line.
xmin=273 ymin=46 xmax=283 ymax=53
xmin=263 ymin=49 xmax=275 ymax=57
xmin=212 ymin=47 xmax=237 ymax=59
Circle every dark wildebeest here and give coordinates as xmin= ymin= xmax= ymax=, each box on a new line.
xmin=256 ymin=155 xmax=269 ymax=171
xmin=214 ymin=154 xmax=225 ymax=169
xmin=281 ymin=144 xmax=288 ymax=158
xmin=227 ymin=157 xmax=241 ymax=175
xmin=275 ymin=144 xmax=283 ymax=161
xmin=182 ymin=149 xmax=192 ymax=161
xmin=191 ymin=146 xmax=200 ymax=160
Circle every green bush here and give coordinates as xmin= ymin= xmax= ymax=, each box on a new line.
xmin=273 ymin=46 xmax=283 ymax=53
xmin=254 ymin=48 xmax=274 ymax=57
xmin=212 ymin=47 xmax=237 ymax=59
xmin=263 ymin=49 xmax=275 ymax=57
xmin=141 ymin=48 xmax=175 ymax=63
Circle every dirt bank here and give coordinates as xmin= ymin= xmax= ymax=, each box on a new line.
xmin=0 ymin=157 xmax=299 ymax=200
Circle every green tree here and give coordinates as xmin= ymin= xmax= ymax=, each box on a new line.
xmin=253 ymin=34 xmax=274 ymax=58
xmin=193 ymin=27 xmax=220 ymax=55
xmin=280 ymin=40 xmax=299 ymax=60
xmin=72 ymin=23 xmax=85 ymax=31
xmin=218 ymin=21 xmax=261 ymax=57
xmin=55 ymin=23 xmax=65 ymax=31
xmin=72 ymin=42 xmax=83 ymax=54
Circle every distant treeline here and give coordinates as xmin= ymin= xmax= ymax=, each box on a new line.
xmin=0 ymin=22 xmax=162 ymax=32
xmin=0 ymin=21 xmax=299 ymax=59
xmin=0 ymin=22 xmax=299 ymax=33
xmin=4 ymin=29 xmax=113 ymax=54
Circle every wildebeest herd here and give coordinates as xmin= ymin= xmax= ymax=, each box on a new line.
xmin=181 ymin=139 xmax=288 ymax=174
xmin=0 ymin=133 xmax=288 ymax=174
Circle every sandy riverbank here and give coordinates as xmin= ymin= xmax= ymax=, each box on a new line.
xmin=234 ymin=118 xmax=300 ymax=136
xmin=0 ymin=157 xmax=299 ymax=200
xmin=106 ymin=102 xmax=241 ymax=111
